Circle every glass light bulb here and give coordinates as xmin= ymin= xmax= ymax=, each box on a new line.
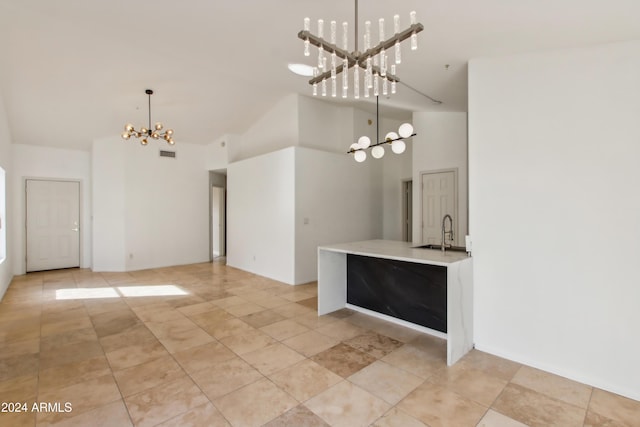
xmin=330 ymin=20 xmax=336 ymax=44
xmin=366 ymin=58 xmax=373 ymax=88
xmin=410 ymin=11 xmax=417 ymax=25
xmin=358 ymin=135 xmax=371 ymax=149
xmin=141 ymin=138 xmax=149 ymax=146
xmin=398 ymin=123 xmax=414 ymax=138
xmin=168 ymin=138 xmax=175 ymax=145
xmin=383 ymin=78 xmax=388 ymax=96
xmin=354 ymin=150 xmax=367 ymax=162
xmin=380 ymin=50 xmax=386 ymax=76
xmin=390 ymin=65 xmax=398 ymax=94
xmin=342 ymin=22 xmax=348 ymax=49
xmin=391 ymin=140 xmax=406 ymax=154
xmin=124 ymin=123 xmax=134 ymax=132
xmin=386 ymin=131 xmax=399 ymax=141
xmin=354 ymin=65 xmax=359 ymax=99
xmin=155 ymin=122 xmax=163 ymax=130
xmin=304 ymin=39 xmax=310 ymax=56
xmin=304 ymin=17 xmax=310 ymax=31
xmin=331 ymin=53 xmax=337 ymax=79
xmin=379 ymin=18 xmax=385 ymax=42
xmin=121 ymin=131 xmax=130 ymax=140
xmin=372 ymin=145 xmax=385 ymax=159
xmin=342 ymin=59 xmax=348 ymax=98
xmin=364 ymin=21 xmax=371 ymax=50
xmin=140 ymin=127 xmax=148 ymax=135
xmin=313 ymin=82 xmax=318 ymax=96
xmin=395 ymin=40 xmax=401 ymax=64
xmin=331 ymin=78 xmax=337 ymax=97
xmin=349 ymin=143 xmax=360 ymax=151
xmin=411 ymin=32 xmax=418 ymax=50
xmin=373 ymin=73 xmax=379 ymax=96
xmin=151 ymin=132 xmax=159 ymax=139
xmin=321 ymin=79 xmax=327 ymax=96
xmin=166 ymin=129 xmax=173 ymax=136
xmin=318 ymin=19 xmax=324 ymax=38
xmin=394 ymin=14 xmax=400 ymax=34
xmin=318 ymin=47 xmax=324 ymax=69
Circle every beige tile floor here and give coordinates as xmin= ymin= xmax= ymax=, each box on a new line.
xmin=0 ymin=261 xmax=638 ymax=427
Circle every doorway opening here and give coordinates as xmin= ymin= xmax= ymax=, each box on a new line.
xmin=210 ymin=171 xmax=227 ymax=263
xmin=402 ymin=179 xmax=412 ymax=242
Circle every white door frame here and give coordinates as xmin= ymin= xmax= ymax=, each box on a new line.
xmin=420 ymin=168 xmax=458 ymax=245
xmin=24 ymin=177 xmax=83 ymax=272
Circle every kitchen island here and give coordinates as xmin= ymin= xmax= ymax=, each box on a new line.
xmin=318 ymin=240 xmax=473 ymax=365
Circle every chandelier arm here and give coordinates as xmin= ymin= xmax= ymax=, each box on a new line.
xmin=358 ymin=23 xmax=423 ymax=63
xmin=298 ymin=31 xmax=355 ymax=61
xmin=308 ymin=62 xmax=350 ymax=85
xmin=369 ymin=65 xmax=399 ymax=82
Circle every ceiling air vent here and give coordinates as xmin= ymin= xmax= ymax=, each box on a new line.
xmin=159 ymin=150 xmax=176 ymax=158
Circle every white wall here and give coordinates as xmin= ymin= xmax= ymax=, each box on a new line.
xmin=0 ymin=93 xmax=12 ymax=299
xmin=92 ymin=137 xmax=126 ymax=271
xmin=236 ymin=94 xmax=299 ymax=161
xmin=227 ymin=148 xmax=296 ymax=284
xmin=92 ymin=137 xmax=209 ymax=271
xmin=412 ymin=112 xmax=468 ymax=245
xmin=381 ymin=117 xmax=413 ymax=241
xmin=295 ymin=147 xmax=383 ymax=284
xmin=123 ymin=141 xmax=209 ymax=270
xmin=298 ymin=96 xmax=353 ymax=154
xmin=11 ymin=144 xmax=92 ymax=274
xmin=469 ymin=40 xmax=640 ymax=401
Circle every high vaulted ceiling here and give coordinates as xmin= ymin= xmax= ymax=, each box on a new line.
xmin=1 ymin=0 xmax=639 ymax=151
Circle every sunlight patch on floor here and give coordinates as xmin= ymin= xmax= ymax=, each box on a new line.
xmin=55 ymin=284 xmax=188 ymax=300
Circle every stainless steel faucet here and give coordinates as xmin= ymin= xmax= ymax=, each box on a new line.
xmin=441 ymin=214 xmax=454 ymax=252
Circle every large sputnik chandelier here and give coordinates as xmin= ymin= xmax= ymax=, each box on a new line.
xmin=298 ymin=0 xmax=423 ymax=99
xmin=121 ymin=89 xmax=174 ymax=145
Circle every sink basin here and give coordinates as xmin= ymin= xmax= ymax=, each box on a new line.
xmin=416 ymin=244 xmax=468 ymax=253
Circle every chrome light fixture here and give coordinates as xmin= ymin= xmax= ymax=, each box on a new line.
xmin=298 ymin=0 xmax=423 ymax=99
xmin=121 ymin=89 xmax=174 ymax=145
xmin=349 ymin=96 xmax=415 ymax=162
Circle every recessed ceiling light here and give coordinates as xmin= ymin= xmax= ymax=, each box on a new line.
xmin=288 ymin=63 xmax=314 ymax=77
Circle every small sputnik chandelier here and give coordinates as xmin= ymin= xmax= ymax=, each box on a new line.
xmin=350 ymin=122 xmax=415 ymax=162
xmin=348 ymin=96 xmax=415 ymax=162
xmin=298 ymin=0 xmax=423 ymax=99
xmin=121 ymin=89 xmax=174 ymax=145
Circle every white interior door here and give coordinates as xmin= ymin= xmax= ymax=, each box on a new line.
xmin=421 ymin=170 xmax=457 ymax=245
xmin=26 ymin=179 xmax=80 ymax=272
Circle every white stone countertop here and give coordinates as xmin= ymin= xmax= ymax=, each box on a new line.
xmin=318 ymin=239 xmax=470 ymax=267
